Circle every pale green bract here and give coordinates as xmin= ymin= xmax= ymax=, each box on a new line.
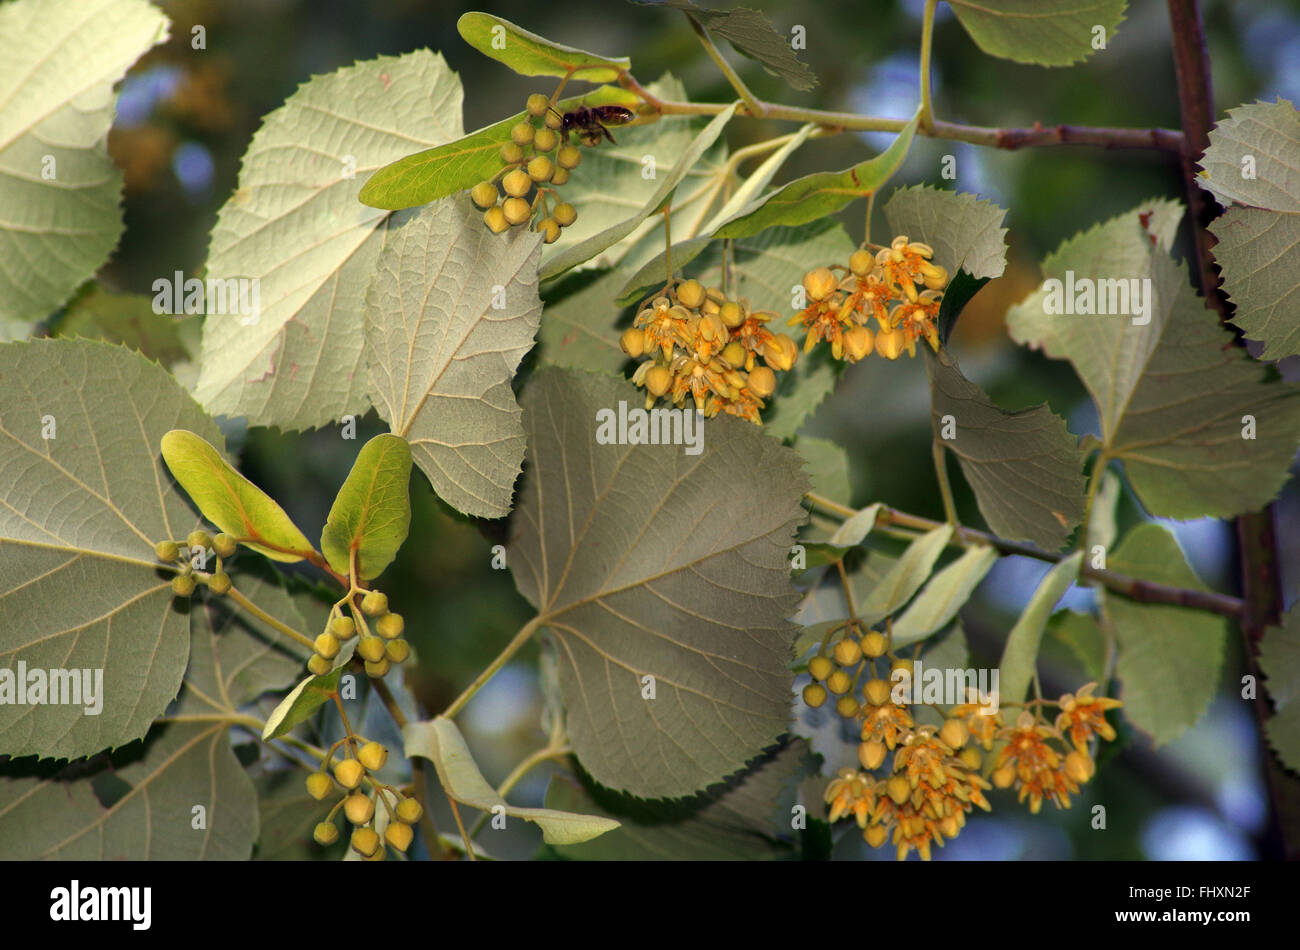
xmin=404 ymin=718 xmax=620 ymax=846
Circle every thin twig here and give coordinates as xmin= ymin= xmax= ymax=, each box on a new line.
xmin=803 ymin=492 xmax=1247 ymax=619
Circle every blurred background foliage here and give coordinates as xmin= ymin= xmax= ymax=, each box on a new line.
xmin=92 ymin=0 xmax=1300 ymax=859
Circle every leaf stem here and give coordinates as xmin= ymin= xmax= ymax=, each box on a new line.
xmin=802 ymin=491 xmax=1247 ymax=619
xmin=225 ymin=585 xmax=317 ymax=651
xmin=919 ymin=0 xmax=939 ymax=133
xmin=931 ymin=437 xmax=960 ymax=528
xmin=448 ymin=798 xmax=476 ymax=861
xmin=442 ymin=617 xmax=543 ymax=719
xmin=685 ymin=14 xmax=764 ymax=118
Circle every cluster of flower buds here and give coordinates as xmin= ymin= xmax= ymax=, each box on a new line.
xmin=306 ymin=740 xmax=425 ymax=860
xmin=620 ymin=278 xmax=801 ymax=425
xmin=791 ymin=235 xmax=950 ymax=362
xmin=471 ymin=93 xmax=582 ymax=243
xmin=807 ymin=621 xmax=1120 ymax=859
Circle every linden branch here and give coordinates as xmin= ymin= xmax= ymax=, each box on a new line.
xmin=803 ymin=492 xmax=1247 ymax=619
xmin=619 ymin=71 xmax=1184 ymax=153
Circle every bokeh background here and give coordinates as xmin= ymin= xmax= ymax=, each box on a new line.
xmin=97 ymin=0 xmax=1300 ymax=859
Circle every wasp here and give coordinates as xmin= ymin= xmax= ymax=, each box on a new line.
xmin=549 ymin=104 xmax=636 ymax=145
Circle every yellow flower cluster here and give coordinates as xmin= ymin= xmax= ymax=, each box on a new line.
xmin=791 ymin=235 xmax=949 ymax=362
xmin=809 ymin=623 xmax=1122 ymax=859
xmin=622 ymin=279 xmax=801 ymax=424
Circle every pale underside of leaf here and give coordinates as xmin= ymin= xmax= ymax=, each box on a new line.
xmin=365 ymin=199 xmax=543 ymax=519
xmin=0 ymin=340 xmax=221 ymax=759
xmin=194 ymin=50 xmax=465 ymax=430
xmin=509 ymin=368 xmax=809 ymax=799
xmin=0 ymin=0 xmax=169 ymax=327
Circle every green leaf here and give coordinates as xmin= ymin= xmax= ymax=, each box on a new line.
xmin=261 ymin=665 xmax=347 ymax=742
xmin=194 ymin=51 xmax=464 ymax=430
xmin=998 ymin=552 xmax=1083 ymax=705
xmin=948 ymin=0 xmax=1127 ymax=67
xmin=57 ymin=287 xmax=197 ymax=376
xmin=359 ymin=85 xmax=640 ymax=212
xmin=1103 ymin=524 xmax=1226 ymax=745
xmin=882 ymin=187 xmax=1006 ymax=344
xmin=539 ymin=102 xmax=739 ymax=280
xmin=1259 ymin=609 xmax=1300 ymax=709
xmin=365 ymin=199 xmax=542 ymax=520
xmin=404 ymin=717 xmax=620 ymax=845
xmin=1007 ymin=197 xmax=1184 ymax=442
xmin=1087 ymin=468 xmax=1122 ymax=555
xmin=630 ymin=1 xmax=817 ymax=92
xmin=510 ymin=368 xmax=808 ymax=798
xmin=0 ymin=723 xmax=258 ymax=859
xmin=253 ymin=770 xmax=339 ymax=860
xmin=827 ymin=503 xmax=882 ymax=548
xmin=883 ymin=185 xmax=1009 ymax=280
xmin=0 ymin=340 xmax=217 ymax=759
xmin=161 ymin=429 xmax=315 ymax=562
xmin=456 ymin=12 xmax=629 ymax=82
xmin=891 ymin=545 xmax=999 ymax=649
xmin=796 ymin=436 xmax=851 ymax=507
xmin=174 ymin=566 xmax=316 ymax=728
xmin=1045 ymin=609 xmax=1106 ymax=681
xmin=1265 ymin=702 xmax=1300 ymax=774
xmin=0 ymin=568 xmax=308 ymax=859
xmin=543 ymin=738 xmax=810 ymax=860
xmin=1198 ymin=99 xmax=1300 ymax=212
xmin=927 ymin=348 xmax=1086 ymax=551
xmin=934 ymin=270 xmax=990 ymax=345
xmin=320 ymin=434 xmax=412 ymax=580
xmin=1199 ymin=99 xmax=1300 ymax=359
xmin=716 ymin=112 xmax=919 ymax=240
xmin=0 ymin=0 xmax=169 ymax=328
xmin=538 ymin=267 xmax=635 ymax=373
xmin=1008 ymin=199 xmax=1300 ymax=519
xmin=855 ymin=525 xmax=953 ymax=626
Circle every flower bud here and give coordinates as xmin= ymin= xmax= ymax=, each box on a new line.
xmin=849 ymin=249 xmax=873 ymax=276
xmin=802 ymin=682 xmax=827 ymax=708
xmin=859 ymin=740 xmax=886 ymax=770
xmin=833 ymin=638 xmax=863 ymax=667
xmin=350 ymin=827 xmax=380 ymax=857
xmin=862 ymin=631 xmax=887 ymax=658
xmin=875 ymin=327 xmax=905 ymax=360
xmin=842 ymin=325 xmax=874 ymax=362
xmin=155 ymin=540 xmax=180 ymax=562
xmin=808 ymin=656 xmax=834 ymax=682
xmin=762 ymin=333 xmax=799 ymax=371
xmin=939 ymin=718 xmax=969 ymax=750
xmin=344 ymin=791 xmax=375 ymax=825
xmin=887 ymin=775 xmax=910 ymax=805
xmin=675 ymin=279 xmax=706 ymax=309
xmin=864 ymin=678 xmax=890 ymax=707
xmin=746 ymin=365 xmax=776 ymax=398
xmin=826 ymin=670 xmax=851 ymax=695
xmin=802 ymin=267 xmax=838 ymax=303
xmin=645 ymin=365 xmax=673 ymax=398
